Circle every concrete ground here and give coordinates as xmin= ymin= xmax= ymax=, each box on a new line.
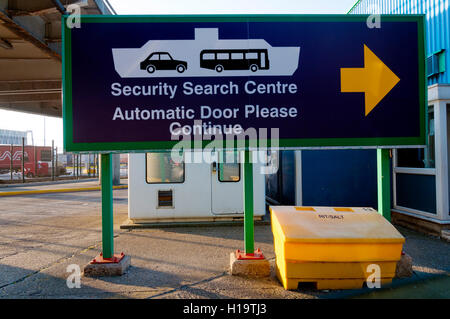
xmin=0 ymin=186 xmax=449 ymax=299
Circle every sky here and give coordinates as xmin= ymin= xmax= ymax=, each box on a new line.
xmin=107 ymin=0 xmax=357 ymax=15
xmin=0 ymin=109 xmax=62 ymax=148
xmin=0 ymin=0 xmax=356 ymax=152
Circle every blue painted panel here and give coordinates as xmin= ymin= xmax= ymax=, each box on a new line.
xmin=350 ymin=0 xmax=450 ymax=85
xmin=302 ymin=150 xmax=378 ymax=208
xmin=281 ymin=151 xmax=296 ymax=204
xmin=265 ymin=167 xmax=279 ymax=201
xmin=396 ymin=173 xmax=437 ymax=213
xmin=265 ymin=151 xmax=296 ymax=204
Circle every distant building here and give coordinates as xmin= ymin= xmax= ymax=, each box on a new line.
xmin=0 ymin=129 xmax=28 ymax=145
xmin=349 ymin=0 xmax=450 ymax=235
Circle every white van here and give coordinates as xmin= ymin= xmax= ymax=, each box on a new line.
xmin=127 ymin=150 xmax=266 ymax=223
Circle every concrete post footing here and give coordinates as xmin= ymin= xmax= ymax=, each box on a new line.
xmin=84 ymin=255 xmax=131 ymax=277
xmin=229 ymin=252 xmax=270 ymax=277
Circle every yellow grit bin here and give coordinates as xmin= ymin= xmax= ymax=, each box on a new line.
xmin=270 ymin=206 xmax=405 ymax=290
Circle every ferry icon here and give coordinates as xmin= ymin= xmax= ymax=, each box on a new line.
xmin=112 ymin=28 xmax=300 ymax=78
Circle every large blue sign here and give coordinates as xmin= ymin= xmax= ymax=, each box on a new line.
xmin=63 ymin=15 xmax=425 ymax=152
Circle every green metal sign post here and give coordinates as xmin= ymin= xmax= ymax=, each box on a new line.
xmin=101 ymin=153 xmax=114 ymax=259
xmin=377 ymin=149 xmax=391 ymax=221
xmin=243 ymin=150 xmax=254 ymax=254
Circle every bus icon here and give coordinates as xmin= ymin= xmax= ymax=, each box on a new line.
xmin=200 ymin=49 xmax=269 ymax=73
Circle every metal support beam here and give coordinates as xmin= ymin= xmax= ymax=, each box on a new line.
xmin=51 ymin=139 xmax=55 ymax=181
xmin=0 ymin=80 xmax=61 ymax=105
xmin=0 ymin=80 xmax=61 ymax=90
xmin=55 ymin=146 xmax=57 ymax=177
xmin=294 ymin=150 xmax=302 ymax=206
xmin=0 ymin=92 xmax=61 ymax=103
xmin=0 ymin=102 xmax=61 ymax=117
xmin=10 ymin=144 xmax=13 ymax=181
xmin=112 ymin=153 xmax=121 ymax=185
xmin=21 ymin=136 xmax=25 ymax=183
xmin=0 ymin=9 xmax=61 ymax=61
xmin=434 ymin=100 xmax=449 ymax=220
xmin=50 ymin=0 xmax=68 ymax=15
xmin=7 ymin=8 xmax=59 ymax=17
xmin=377 ymin=148 xmax=391 ymax=221
xmin=6 ymin=0 xmax=78 ymax=16
xmin=0 ymin=38 xmax=13 ymax=49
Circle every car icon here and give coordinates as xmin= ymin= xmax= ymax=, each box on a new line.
xmin=140 ymin=52 xmax=187 ymax=74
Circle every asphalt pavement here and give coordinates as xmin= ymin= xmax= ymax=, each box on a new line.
xmin=0 ymin=185 xmax=448 ymax=299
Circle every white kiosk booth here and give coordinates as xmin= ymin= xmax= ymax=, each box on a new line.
xmin=128 ymin=151 xmax=266 ymax=223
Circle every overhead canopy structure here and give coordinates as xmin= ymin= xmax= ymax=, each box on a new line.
xmin=0 ymin=0 xmax=114 ymax=117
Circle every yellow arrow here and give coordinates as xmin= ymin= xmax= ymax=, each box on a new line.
xmin=341 ymin=44 xmax=400 ymax=116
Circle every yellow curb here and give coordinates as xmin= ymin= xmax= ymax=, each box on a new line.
xmin=0 ymin=185 xmax=128 ymax=196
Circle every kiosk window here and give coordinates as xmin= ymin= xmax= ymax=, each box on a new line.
xmin=218 ymin=151 xmax=240 ymax=182
xmin=146 ymin=152 xmax=184 ymax=183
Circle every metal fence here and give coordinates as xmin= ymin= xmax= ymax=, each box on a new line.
xmin=0 ymin=139 xmax=128 ymax=184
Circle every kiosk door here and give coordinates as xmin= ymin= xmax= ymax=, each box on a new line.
xmin=211 ymin=151 xmax=243 ymax=215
